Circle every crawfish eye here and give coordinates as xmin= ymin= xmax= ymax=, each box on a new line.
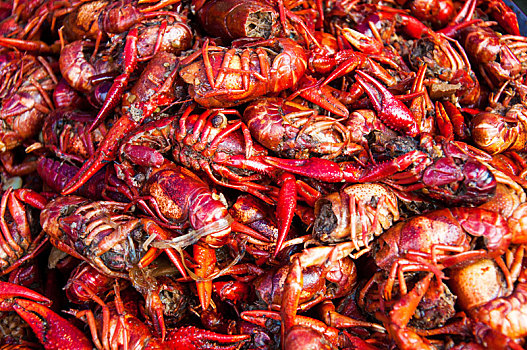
xmin=211 ymin=114 xmax=227 ymax=128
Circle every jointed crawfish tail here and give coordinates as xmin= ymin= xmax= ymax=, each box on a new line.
xmin=40 ymin=195 xmax=156 ymax=278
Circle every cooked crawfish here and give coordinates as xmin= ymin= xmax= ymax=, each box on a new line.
xmin=399 ymin=0 xmax=455 ymax=29
xmin=61 ymin=0 xmax=185 ymax=42
xmin=470 ymin=279 xmax=527 ymax=340
xmin=41 ymin=108 xmax=108 ymax=161
xmin=1 ymin=0 xmax=527 ymax=348
xmin=179 ymin=38 xmax=307 ymax=108
xmin=196 ymin=0 xmax=280 ymax=42
xmin=70 ymin=284 xmax=249 ymax=350
xmin=58 ymin=40 xmax=119 ymax=94
xmin=118 ymin=105 xmax=270 ymax=198
xmin=228 ymin=193 xmax=301 ymax=263
xmin=313 ymin=183 xmax=399 ymax=249
xmin=40 ymin=195 xmax=161 ymax=279
xmin=459 ymin=23 xmax=523 ymax=89
xmin=254 ymin=254 xmax=357 ymax=311
xmin=61 ymin=50 xmax=181 ymax=195
xmin=115 ymin=161 xmax=263 ymax=310
xmin=447 ymin=247 xmax=527 ymax=342
xmin=40 ymin=193 xmax=193 ymax=336
xmin=407 ymin=31 xmax=481 ymax=105
xmin=37 ymin=157 xmax=128 ymax=201
xmin=471 ymin=103 xmax=527 ymax=155
xmin=243 ymin=97 xmax=362 ymax=159
xmin=0 ymin=53 xmax=57 ymax=153
xmin=0 ymin=188 xmax=48 ymax=277
xmin=370 ymin=206 xmax=512 ymax=301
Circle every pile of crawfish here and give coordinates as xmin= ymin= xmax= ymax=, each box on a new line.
xmin=1 ymin=0 xmax=527 ymax=348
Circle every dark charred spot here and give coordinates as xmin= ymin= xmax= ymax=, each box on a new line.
xmin=410 ymin=281 xmax=456 ymax=329
xmin=211 ymin=113 xmax=225 ymax=128
xmin=160 ymin=288 xmax=189 ymax=323
xmin=313 ymin=200 xmax=338 ymax=243
xmin=381 ymin=136 xmax=419 ymax=158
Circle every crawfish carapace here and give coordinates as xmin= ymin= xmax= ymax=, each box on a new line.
xmin=41 ymin=196 xmax=152 ymax=278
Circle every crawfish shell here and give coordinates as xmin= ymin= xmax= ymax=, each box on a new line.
xmin=313 ymin=184 xmax=399 ymax=245
xmin=197 ymin=0 xmax=280 ymax=42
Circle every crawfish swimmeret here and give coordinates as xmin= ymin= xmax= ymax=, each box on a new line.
xmin=0 ymin=0 xmax=527 ymax=349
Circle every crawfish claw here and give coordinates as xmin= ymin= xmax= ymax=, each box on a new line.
xmin=0 ymin=281 xmax=51 ymax=310
xmin=355 ymin=70 xmax=419 ymax=137
xmin=241 ymin=310 xmax=281 ymax=326
xmin=166 ymin=326 xmax=250 ymax=350
xmin=264 ymin=156 xmax=356 ymax=182
xmin=13 ymin=298 xmax=93 ymax=350
xmin=274 ymin=173 xmax=297 ymax=257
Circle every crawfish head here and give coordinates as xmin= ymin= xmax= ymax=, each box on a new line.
xmin=145 ymin=164 xmax=232 ymax=248
xmin=422 ymin=157 xmax=496 ymax=206
xmin=40 ymin=195 xmax=89 ymax=240
xmin=313 ymin=184 xmax=399 ymax=245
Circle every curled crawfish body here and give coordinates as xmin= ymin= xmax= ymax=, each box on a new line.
xmin=471 ymin=282 xmax=527 ymax=339
xmin=40 ymin=196 xmax=153 ymax=278
xmin=243 ymin=97 xmax=362 ymax=159
xmin=58 ymin=40 xmax=118 ymax=94
xmin=41 ymin=108 xmax=108 ymax=161
xmin=403 ymin=0 xmax=455 ymax=29
xmin=417 ymin=137 xmax=497 ymax=205
xmin=373 ymin=207 xmax=512 ymax=270
xmin=64 ymin=261 xmax=123 ymax=304
xmin=197 ymin=0 xmax=280 ymax=42
xmin=254 ymin=255 xmax=357 ymax=311
xmin=0 ymin=188 xmax=47 ymax=277
xmin=0 ymin=54 xmax=57 ymax=152
xmin=133 ymin=17 xmax=193 ymax=57
xmin=313 ymin=183 xmax=399 ymax=247
xmin=228 ymin=193 xmax=300 ymax=261
xmin=179 ymin=38 xmax=307 ymax=108
xmin=459 ymin=24 xmax=522 ymax=89
xmin=470 ymin=104 xmax=527 ymax=155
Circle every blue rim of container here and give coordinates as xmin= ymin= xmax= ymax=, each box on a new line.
xmin=503 ymin=0 xmax=527 ymax=35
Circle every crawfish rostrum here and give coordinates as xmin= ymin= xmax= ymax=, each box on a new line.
xmin=1 ymin=0 xmax=527 ymax=349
